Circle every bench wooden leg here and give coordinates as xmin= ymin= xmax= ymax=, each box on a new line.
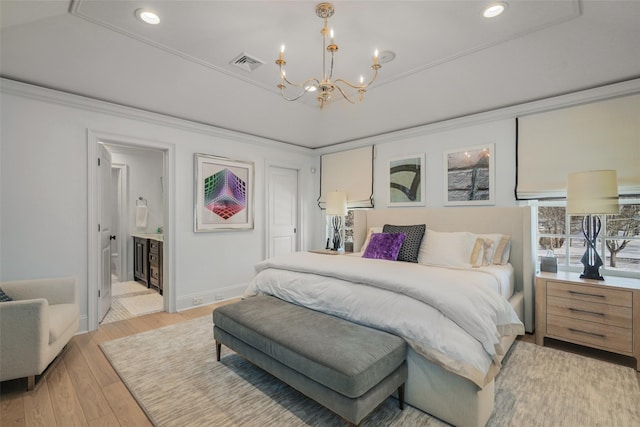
xmin=398 ymin=383 xmax=405 ymax=410
xmin=215 ymin=341 xmax=221 ymax=361
xmin=27 ymin=375 xmax=35 ymax=391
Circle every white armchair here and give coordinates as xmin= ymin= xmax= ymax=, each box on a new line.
xmin=0 ymin=276 xmax=79 ymax=390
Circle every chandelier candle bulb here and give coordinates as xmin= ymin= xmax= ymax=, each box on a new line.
xmin=373 ymin=50 xmax=379 ymax=65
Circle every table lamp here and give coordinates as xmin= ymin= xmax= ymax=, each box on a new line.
xmin=566 ymin=170 xmax=619 ymax=280
xmin=326 ymin=191 xmax=347 ymax=251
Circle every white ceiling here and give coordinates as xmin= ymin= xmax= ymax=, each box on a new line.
xmin=1 ymin=1 xmax=639 ymax=148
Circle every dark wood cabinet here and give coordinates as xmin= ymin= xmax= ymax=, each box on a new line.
xmin=133 ymin=237 xmax=148 ymax=285
xmin=133 ymin=236 xmax=163 ymax=295
xmin=149 ymin=239 xmax=163 ymax=295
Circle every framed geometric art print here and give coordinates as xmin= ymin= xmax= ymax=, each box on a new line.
xmin=194 ymin=153 xmax=254 ymax=232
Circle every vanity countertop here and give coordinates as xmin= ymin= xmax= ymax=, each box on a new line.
xmin=131 ymin=233 xmax=163 ymax=242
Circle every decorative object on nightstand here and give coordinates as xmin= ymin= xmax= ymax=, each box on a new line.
xmin=566 ymin=170 xmax=619 ymax=280
xmin=326 ymin=191 xmax=347 ymax=251
xmin=540 ymin=249 xmax=558 ymax=273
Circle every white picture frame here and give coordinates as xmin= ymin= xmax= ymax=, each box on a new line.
xmin=387 ymin=153 xmax=426 ymax=207
xmin=194 ymin=153 xmax=254 ymax=232
xmin=444 ymin=144 xmax=495 ymax=206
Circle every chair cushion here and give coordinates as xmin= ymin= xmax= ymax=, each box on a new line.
xmin=48 ymin=304 xmax=78 ymax=344
xmin=214 ymin=296 xmax=406 ymax=398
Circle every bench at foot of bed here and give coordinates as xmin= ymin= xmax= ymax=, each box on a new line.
xmin=213 ymin=295 xmax=408 ymax=426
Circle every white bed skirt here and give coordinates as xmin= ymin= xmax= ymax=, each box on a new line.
xmin=404 ymin=291 xmax=523 ymax=427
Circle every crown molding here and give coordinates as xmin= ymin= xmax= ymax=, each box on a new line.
xmin=0 ymin=77 xmax=313 ymax=155
xmin=316 ymin=77 xmax=640 ymax=155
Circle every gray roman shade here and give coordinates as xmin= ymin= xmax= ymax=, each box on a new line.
xmin=516 ymin=93 xmax=640 ymax=199
xmin=319 ymin=146 xmax=374 ymax=209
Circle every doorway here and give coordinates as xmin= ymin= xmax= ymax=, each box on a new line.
xmin=267 ymin=165 xmax=300 ymax=258
xmin=88 ymin=130 xmax=175 ymax=332
xmin=101 ymin=143 xmax=166 ymax=324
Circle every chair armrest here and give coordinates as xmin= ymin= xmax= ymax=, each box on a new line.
xmin=1 ymin=277 xmax=77 ymax=305
xmin=0 ymin=299 xmax=49 ymax=365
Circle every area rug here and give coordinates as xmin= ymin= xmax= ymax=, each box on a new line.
xmin=100 ymin=316 xmax=640 ymax=426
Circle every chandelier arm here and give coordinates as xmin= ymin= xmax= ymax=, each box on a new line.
xmin=280 ymin=69 xmax=320 ymax=89
xmin=279 ymin=86 xmax=316 ymax=102
xmin=333 ymin=67 xmax=379 ymax=90
xmin=333 ymin=84 xmax=359 ymax=104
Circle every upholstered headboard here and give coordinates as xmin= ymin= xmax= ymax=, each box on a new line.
xmin=353 ymin=207 xmax=535 ymax=332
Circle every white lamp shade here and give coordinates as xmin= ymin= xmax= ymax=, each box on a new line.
xmin=325 ymin=191 xmax=347 ymax=215
xmin=566 ymin=170 xmax=619 ymax=215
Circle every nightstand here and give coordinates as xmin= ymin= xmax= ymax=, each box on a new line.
xmin=535 ymin=271 xmax=640 ymax=371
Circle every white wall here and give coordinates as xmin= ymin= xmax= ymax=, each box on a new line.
xmin=372 ymin=119 xmax=517 ymax=208
xmin=316 ymin=79 xmax=640 ymax=213
xmin=0 ymin=80 xmax=315 ymax=331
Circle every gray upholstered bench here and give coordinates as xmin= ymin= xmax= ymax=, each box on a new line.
xmin=213 ymin=295 xmax=407 ymax=425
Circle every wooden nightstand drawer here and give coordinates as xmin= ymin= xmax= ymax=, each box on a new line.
xmin=548 ymin=281 xmax=632 ymax=307
xmin=547 ymin=314 xmax=633 ymax=353
xmin=547 ymin=296 xmax=633 ymax=328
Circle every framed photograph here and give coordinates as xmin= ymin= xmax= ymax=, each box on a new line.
xmin=444 ymin=144 xmax=495 ymax=206
xmin=387 ymin=153 xmax=426 ymax=206
xmin=194 ymin=153 xmax=254 ymax=232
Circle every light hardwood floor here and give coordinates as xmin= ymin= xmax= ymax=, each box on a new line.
xmin=0 ymin=300 xmax=238 ymax=427
xmin=1 ymin=302 xmax=638 ymax=426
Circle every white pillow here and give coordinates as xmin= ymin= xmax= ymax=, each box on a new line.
xmin=360 ymin=226 xmax=383 ymax=253
xmin=418 ymin=230 xmax=483 ymax=268
xmin=477 ymin=233 xmax=511 ymax=265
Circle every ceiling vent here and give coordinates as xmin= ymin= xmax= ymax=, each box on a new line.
xmin=230 ymin=53 xmax=264 ymax=72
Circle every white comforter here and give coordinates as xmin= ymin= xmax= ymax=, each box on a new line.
xmin=244 ymin=252 xmax=524 ymax=387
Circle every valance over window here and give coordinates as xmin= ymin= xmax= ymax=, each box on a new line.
xmin=516 ymin=93 xmax=640 ymax=200
xmin=319 ymin=146 xmax=374 ymax=209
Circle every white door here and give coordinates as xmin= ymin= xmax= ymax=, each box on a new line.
xmin=98 ymin=145 xmax=113 ymax=321
xmin=268 ymin=166 xmax=298 ymax=257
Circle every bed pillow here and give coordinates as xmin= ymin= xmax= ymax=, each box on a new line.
xmin=362 ymin=233 xmax=406 ymax=261
xmin=477 ymin=233 xmax=511 ymax=265
xmin=360 ymin=226 xmax=383 ymax=253
xmin=0 ymin=288 xmax=12 ymax=302
xmin=418 ymin=230 xmax=483 ymax=268
xmin=382 ymin=224 xmax=426 ymax=263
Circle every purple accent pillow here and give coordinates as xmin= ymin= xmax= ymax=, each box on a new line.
xmin=362 ymin=233 xmax=406 ymax=261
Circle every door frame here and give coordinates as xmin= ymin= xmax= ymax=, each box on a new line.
xmin=87 ymin=130 xmax=175 ymax=331
xmin=111 ymin=163 xmax=128 ymax=282
xmin=265 ymin=162 xmax=304 ymax=259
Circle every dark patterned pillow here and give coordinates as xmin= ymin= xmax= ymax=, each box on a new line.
xmin=362 ymin=233 xmax=406 ymax=261
xmin=0 ymin=287 xmax=12 ymax=302
xmin=382 ymin=224 xmax=426 ymax=263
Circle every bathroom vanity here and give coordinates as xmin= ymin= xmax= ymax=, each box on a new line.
xmin=132 ymin=233 xmax=163 ymax=295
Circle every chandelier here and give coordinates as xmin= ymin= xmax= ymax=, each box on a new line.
xmin=275 ymin=2 xmax=381 ymax=109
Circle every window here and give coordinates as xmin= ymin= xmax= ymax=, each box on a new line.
xmin=536 ymin=199 xmax=640 ymax=278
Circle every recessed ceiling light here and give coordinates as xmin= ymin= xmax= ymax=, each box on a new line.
xmin=135 ymin=9 xmax=160 ymax=25
xmin=483 ymin=2 xmax=507 ymax=18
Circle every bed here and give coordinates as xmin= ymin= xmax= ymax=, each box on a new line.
xmin=244 ymin=206 xmax=534 ymax=427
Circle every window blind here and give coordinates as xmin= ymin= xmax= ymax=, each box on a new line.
xmin=319 ymin=146 xmax=374 ymax=209
xmin=516 ymin=93 xmax=640 ymax=199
